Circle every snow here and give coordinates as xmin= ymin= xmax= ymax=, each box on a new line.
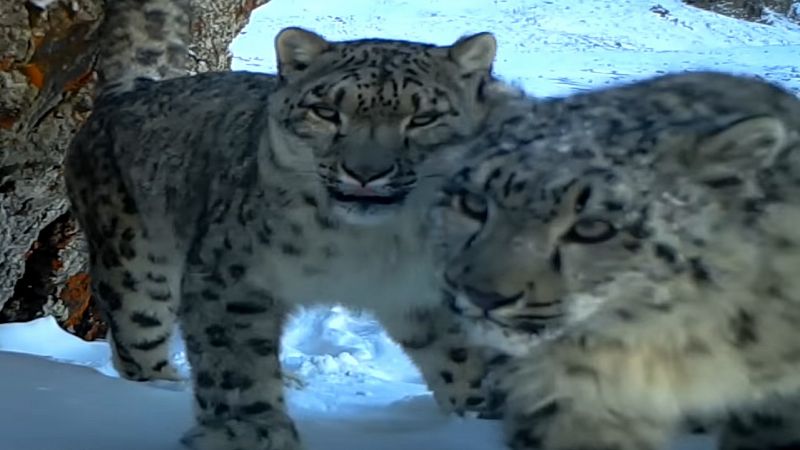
xmin=3 ymin=0 xmax=799 ymax=449
xmin=0 ymin=316 xmax=717 ymax=450
xmin=230 ymin=0 xmax=800 ymax=97
xmin=28 ymin=0 xmax=60 ymax=8
xmin=0 ymin=315 xmax=506 ymax=450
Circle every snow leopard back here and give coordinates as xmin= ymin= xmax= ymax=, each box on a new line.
xmin=97 ymin=0 xmax=191 ymax=95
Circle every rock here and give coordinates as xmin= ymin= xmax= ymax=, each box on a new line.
xmin=683 ymin=0 xmax=800 ymax=24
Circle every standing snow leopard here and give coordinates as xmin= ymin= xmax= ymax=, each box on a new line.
xmin=428 ymin=71 xmax=800 ymax=450
xmin=64 ymin=0 xmax=519 ymax=448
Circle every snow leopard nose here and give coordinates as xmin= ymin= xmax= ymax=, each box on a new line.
xmin=463 ymin=285 xmax=524 ymax=311
xmin=339 ymin=162 xmax=398 ymax=186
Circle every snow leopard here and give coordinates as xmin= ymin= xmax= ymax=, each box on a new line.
xmin=64 ymin=0 xmax=518 ymax=448
xmin=428 ymin=71 xmax=800 ymax=450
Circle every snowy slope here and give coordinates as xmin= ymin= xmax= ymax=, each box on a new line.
xmin=230 ymin=0 xmax=800 ymax=96
xmin=3 ymin=1 xmax=799 ymax=449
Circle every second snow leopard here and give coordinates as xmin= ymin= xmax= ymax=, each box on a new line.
xmin=429 ymin=72 xmax=800 ymax=450
xmin=65 ymin=1 xmax=519 ymax=448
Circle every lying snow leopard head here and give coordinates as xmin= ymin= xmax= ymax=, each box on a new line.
xmin=429 ymin=102 xmax=788 ymax=348
xmin=267 ymin=27 xmax=504 ymax=225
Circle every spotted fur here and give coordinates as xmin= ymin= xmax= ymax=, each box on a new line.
xmin=66 ymin=14 xmax=520 ymax=450
xmin=97 ymin=0 xmax=191 ymax=94
xmin=429 ymin=71 xmax=800 ymax=450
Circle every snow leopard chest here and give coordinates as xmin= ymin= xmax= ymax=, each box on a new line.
xmin=242 ymin=203 xmax=441 ymax=312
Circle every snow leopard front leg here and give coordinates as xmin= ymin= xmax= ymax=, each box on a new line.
xmin=178 ymin=247 xmax=300 ymax=450
xmin=377 ymin=304 xmax=508 ymax=418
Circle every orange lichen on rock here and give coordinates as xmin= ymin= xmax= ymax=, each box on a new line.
xmin=20 ymin=63 xmax=45 ymax=89
xmin=79 ymin=317 xmax=106 ymax=341
xmin=0 ymin=115 xmax=16 ymax=129
xmin=64 ymin=68 xmax=95 ymax=93
xmin=59 ymin=272 xmax=107 ymax=341
xmin=60 ymin=273 xmax=92 ymax=325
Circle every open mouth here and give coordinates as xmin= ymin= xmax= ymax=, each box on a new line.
xmin=328 ymin=188 xmax=408 ymax=206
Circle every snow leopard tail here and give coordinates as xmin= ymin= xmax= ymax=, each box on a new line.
xmin=97 ymin=0 xmax=192 ymax=95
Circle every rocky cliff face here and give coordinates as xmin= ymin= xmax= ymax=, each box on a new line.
xmin=683 ymin=0 xmax=799 ymax=23
xmin=0 ymin=0 xmax=268 ymax=340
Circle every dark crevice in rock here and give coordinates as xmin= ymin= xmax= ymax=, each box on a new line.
xmin=0 ymin=211 xmax=75 ymax=323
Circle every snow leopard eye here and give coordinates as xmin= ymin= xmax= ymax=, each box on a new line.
xmin=310 ymin=104 xmax=340 ymax=123
xmin=408 ymin=113 xmax=442 ymax=128
xmin=564 ymin=218 xmax=617 ymax=244
xmin=454 ymin=191 xmax=488 ymax=222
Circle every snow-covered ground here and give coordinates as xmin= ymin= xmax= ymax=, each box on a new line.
xmin=231 ymin=0 xmax=800 ymax=96
xmin=2 ymin=1 xmax=799 ymax=449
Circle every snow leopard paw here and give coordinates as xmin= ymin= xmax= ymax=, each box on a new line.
xmin=427 ymin=347 xmax=509 ymax=418
xmin=181 ymin=415 xmax=302 ymax=450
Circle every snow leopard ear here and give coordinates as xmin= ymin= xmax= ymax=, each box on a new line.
xmin=448 ymin=32 xmax=497 ymax=75
xmin=687 ymin=116 xmax=786 ymax=183
xmin=275 ymin=27 xmax=331 ymax=80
